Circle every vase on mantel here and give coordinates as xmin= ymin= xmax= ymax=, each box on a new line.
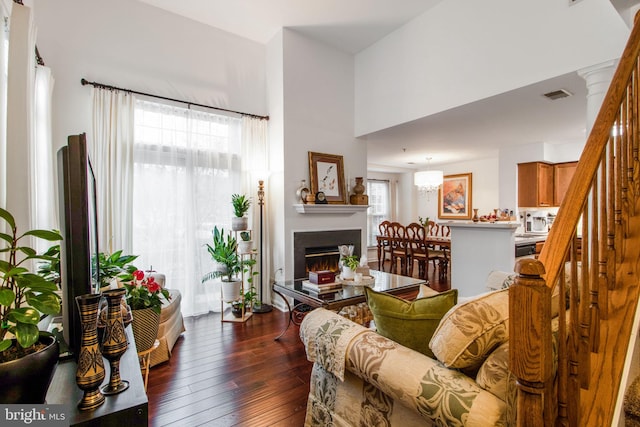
xmin=349 ymin=177 xmax=368 ymax=205
xmin=472 ymin=209 xmax=479 ymax=222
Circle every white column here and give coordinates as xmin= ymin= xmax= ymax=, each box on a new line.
xmin=578 ymin=60 xmax=617 ymax=133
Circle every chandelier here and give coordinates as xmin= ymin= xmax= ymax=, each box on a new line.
xmin=414 ymin=158 xmax=443 ymax=193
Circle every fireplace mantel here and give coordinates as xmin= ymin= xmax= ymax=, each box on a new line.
xmin=293 ymin=204 xmax=369 ymax=214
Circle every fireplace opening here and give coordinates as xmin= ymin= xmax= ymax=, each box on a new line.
xmin=293 ymin=229 xmax=361 ymax=280
xmin=305 ymin=246 xmax=341 ymax=276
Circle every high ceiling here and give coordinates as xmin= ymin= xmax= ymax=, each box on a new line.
xmin=136 ymin=0 xmax=634 ymax=172
xmin=136 ymin=0 xmax=443 ymax=54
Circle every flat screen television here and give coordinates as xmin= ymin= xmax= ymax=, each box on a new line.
xmin=57 ymin=133 xmax=100 ymax=358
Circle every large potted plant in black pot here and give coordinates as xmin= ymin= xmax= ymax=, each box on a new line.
xmin=0 ymin=207 xmax=63 ymax=403
xmin=202 ymin=226 xmax=244 ymax=303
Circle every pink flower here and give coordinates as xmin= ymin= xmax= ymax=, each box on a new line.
xmin=133 ymin=270 xmax=145 ymax=281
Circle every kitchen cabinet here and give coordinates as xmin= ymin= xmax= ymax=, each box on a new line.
xmin=518 ymin=162 xmax=554 ymax=207
xmin=518 ymin=161 xmax=578 ymax=207
xmin=553 ymin=161 xmax=578 ymax=206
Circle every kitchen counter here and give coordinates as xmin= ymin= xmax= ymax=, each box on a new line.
xmin=515 ymin=234 xmax=548 ymax=245
xmin=447 ymin=221 xmax=519 ymax=297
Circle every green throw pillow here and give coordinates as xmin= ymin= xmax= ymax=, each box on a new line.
xmin=364 ymin=287 xmax=458 ymax=358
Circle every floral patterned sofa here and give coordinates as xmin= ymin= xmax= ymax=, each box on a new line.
xmin=299 ymin=272 xmax=518 ymax=427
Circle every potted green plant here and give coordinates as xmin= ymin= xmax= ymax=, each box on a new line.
xmin=0 ymin=207 xmax=63 ymax=403
xmin=231 ymin=194 xmax=251 ymax=231
xmin=341 ymin=255 xmax=360 ymax=280
xmin=238 ymin=231 xmax=253 ymax=254
xmin=96 ymin=250 xmax=139 ymax=291
xmin=243 ymin=258 xmax=258 ymax=308
xmin=203 ymin=226 xmax=243 ymax=302
xmin=94 ymin=250 xmax=139 ymax=332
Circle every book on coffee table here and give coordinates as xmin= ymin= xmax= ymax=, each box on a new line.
xmin=302 ymin=280 xmax=342 ymax=294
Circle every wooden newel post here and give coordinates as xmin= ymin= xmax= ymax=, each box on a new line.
xmin=510 ymin=258 xmax=554 ymax=427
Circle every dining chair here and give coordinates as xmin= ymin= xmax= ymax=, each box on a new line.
xmin=426 ymin=223 xmax=449 ymax=280
xmin=389 ymin=222 xmax=410 ymax=275
xmin=406 ymin=222 xmax=427 ymax=279
xmin=426 ymin=220 xmax=439 ymax=237
xmin=377 ymin=220 xmax=393 ymax=271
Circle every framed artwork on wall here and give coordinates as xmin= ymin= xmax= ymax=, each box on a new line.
xmin=438 ymin=173 xmax=472 ymax=220
xmin=308 ymin=151 xmax=346 ymax=204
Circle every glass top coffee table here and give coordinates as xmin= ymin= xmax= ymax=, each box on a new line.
xmin=272 ymin=269 xmax=426 ymax=340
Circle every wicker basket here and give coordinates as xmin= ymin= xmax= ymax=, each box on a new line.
xmin=131 ymin=308 xmax=160 ymax=352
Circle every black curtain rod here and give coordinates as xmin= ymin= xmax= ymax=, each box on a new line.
xmin=80 ymin=78 xmax=269 ymax=121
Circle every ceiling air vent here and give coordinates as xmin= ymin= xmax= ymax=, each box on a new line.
xmin=543 ymin=89 xmax=573 ymax=101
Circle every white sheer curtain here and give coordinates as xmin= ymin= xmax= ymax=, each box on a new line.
xmin=5 ymin=2 xmax=35 ymax=234
xmin=90 ymin=87 xmax=135 ymax=253
xmin=31 ymin=65 xmax=57 ymax=246
xmin=241 ymin=117 xmax=271 ymax=304
xmin=132 ymin=100 xmax=242 ymax=316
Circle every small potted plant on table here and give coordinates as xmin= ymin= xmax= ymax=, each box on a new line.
xmin=341 ymin=255 xmax=360 ymax=280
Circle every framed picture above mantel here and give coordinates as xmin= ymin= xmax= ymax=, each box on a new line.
xmin=308 ymin=151 xmax=346 ymax=204
xmin=438 ymin=173 xmax=472 ymax=220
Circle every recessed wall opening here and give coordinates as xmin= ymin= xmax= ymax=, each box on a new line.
xmin=293 ymin=229 xmax=362 ymax=280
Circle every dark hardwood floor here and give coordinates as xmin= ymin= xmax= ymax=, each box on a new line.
xmin=147 ymin=263 xmax=450 ymax=426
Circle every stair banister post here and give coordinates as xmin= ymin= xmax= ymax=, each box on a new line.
xmin=510 ymin=258 xmax=554 ymax=426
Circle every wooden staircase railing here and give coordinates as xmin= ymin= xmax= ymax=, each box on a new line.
xmin=509 ymin=12 xmax=640 ymax=427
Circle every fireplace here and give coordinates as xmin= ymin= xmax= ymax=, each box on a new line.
xmin=293 ymin=229 xmax=362 ymax=280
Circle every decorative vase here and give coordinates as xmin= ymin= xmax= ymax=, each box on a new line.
xmin=100 ymin=288 xmax=129 ymax=395
xmin=473 ymin=209 xmax=479 ymax=222
xmin=75 ymin=293 xmax=105 ymax=410
xmin=0 ymin=333 xmax=59 ymax=404
xmin=353 ymin=177 xmax=365 ymax=195
xmin=131 ymin=307 xmax=161 ymax=353
xmin=349 ymin=177 xmax=369 ymax=205
xmin=231 ymin=217 xmax=248 ymax=231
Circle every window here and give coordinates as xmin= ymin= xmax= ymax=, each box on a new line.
xmin=367 ymin=179 xmax=391 ymax=247
xmin=132 ymin=99 xmax=242 ymax=316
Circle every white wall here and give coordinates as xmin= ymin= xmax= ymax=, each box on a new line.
xmin=355 ymin=0 xmax=629 ymax=136
xmin=277 ymin=29 xmax=367 ymax=280
xmin=412 ymin=157 xmax=500 ymax=224
xmin=32 ymin=0 xmax=267 ymax=154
